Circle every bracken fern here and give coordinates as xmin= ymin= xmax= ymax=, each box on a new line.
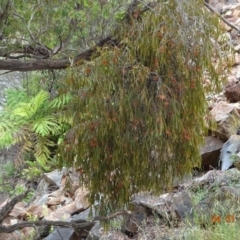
xmin=0 ymin=89 xmax=72 ymax=178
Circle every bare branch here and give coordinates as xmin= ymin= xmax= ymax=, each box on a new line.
xmin=0 ymin=211 xmax=130 ymax=233
xmin=0 ymin=189 xmax=31 ymax=223
xmin=0 ymin=190 xmax=129 ymax=234
xmin=204 ymin=1 xmax=240 ymax=32
xmin=0 ymin=219 xmax=94 ymax=233
xmin=0 ymin=36 xmax=119 ymax=71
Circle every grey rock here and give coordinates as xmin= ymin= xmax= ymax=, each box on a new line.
xmin=191 ymin=168 xmax=240 ymax=191
xmin=43 ymin=227 xmax=76 ymax=240
xmin=42 ymin=168 xmax=67 ymax=188
xmin=87 ymin=221 xmax=101 ymax=240
xmin=173 ymin=173 xmax=192 ymax=187
xmin=219 ymin=135 xmax=240 ymax=170
xmin=36 ymin=179 xmax=50 ymax=195
xmin=224 ymin=80 xmax=240 ymax=102
xmin=72 ymin=208 xmax=92 ymax=222
xmin=34 ymin=194 xmax=49 ymax=206
xmin=170 ymin=192 xmax=193 ymax=221
xmin=234 ymin=44 xmax=240 ymax=52
xmin=72 ymin=208 xmax=95 ymax=237
xmin=201 ymin=136 xmax=224 ymax=168
xmin=122 ymin=204 xmax=147 ymax=236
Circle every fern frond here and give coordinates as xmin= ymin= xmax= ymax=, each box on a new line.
xmin=5 ymin=89 xmax=28 ymax=109
xmin=29 ymin=90 xmax=49 ymax=115
xmin=13 ymin=103 xmax=32 ymax=119
xmin=0 ymin=118 xmax=18 ymax=147
xmin=0 ymin=132 xmax=14 ymax=148
xmin=33 ymin=135 xmax=54 ymax=172
xmin=49 ymin=93 xmax=72 ymax=109
xmin=13 ymin=127 xmax=33 ymax=147
xmin=12 ymin=91 xmax=49 ymax=119
xmin=13 ymin=139 xmax=33 ymax=166
xmin=0 ymin=87 xmax=71 ymax=177
xmin=32 ymin=116 xmax=61 ymax=136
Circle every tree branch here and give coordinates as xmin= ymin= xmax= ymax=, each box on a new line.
xmin=0 ymin=211 xmax=130 ymax=233
xmin=0 ymin=1 xmax=156 ymax=72
xmin=0 ymin=36 xmax=119 ymax=71
xmin=204 ymin=1 xmax=240 ymax=32
xmin=0 ymin=219 xmax=94 ymax=233
xmin=0 ymin=189 xmax=31 ymax=223
xmin=0 ymin=190 xmax=130 ymax=234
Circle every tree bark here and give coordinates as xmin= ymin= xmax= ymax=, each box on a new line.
xmin=0 ymin=36 xmax=118 ymax=72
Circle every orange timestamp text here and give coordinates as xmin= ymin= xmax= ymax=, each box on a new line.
xmin=211 ymin=215 xmax=235 ymax=223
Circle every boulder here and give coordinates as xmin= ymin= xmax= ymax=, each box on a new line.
xmin=74 ymin=187 xmax=90 ymax=211
xmin=122 ymin=207 xmax=146 ymax=236
xmin=170 ymin=192 xmax=193 ymax=221
xmin=219 ymin=135 xmax=240 ymax=170
xmin=224 ymin=80 xmax=240 ymax=102
xmin=33 ymin=194 xmax=49 ymax=206
xmin=47 ymin=196 xmax=65 ymax=206
xmin=200 ymin=136 xmax=224 ymax=169
xmin=210 ymin=101 xmax=240 ymax=140
xmin=9 ymin=202 xmax=26 ymax=219
xmin=44 ymin=196 xmax=89 ymax=221
xmin=42 ymin=167 xmax=68 ymax=189
xmin=43 ymin=227 xmax=76 ymax=240
xmin=131 ymin=192 xmax=173 ymax=224
xmin=26 ymin=204 xmax=51 ymax=219
xmin=87 ymin=221 xmax=101 ymax=240
xmin=36 ymin=179 xmax=50 ymax=196
xmin=72 ymin=208 xmax=95 ymax=238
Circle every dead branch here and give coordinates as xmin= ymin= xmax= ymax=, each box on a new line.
xmin=0 ymin=212 xmax=130 ymax=233
xmin=204 ymin=1 xmax=240 ymax=32
xmin=0 ymin=219 xmax=94 ymax=233
xmin=0 ymin=189 xmax=129 ymax=234
xmin=0 ymin=36 xmax=119 ymax=71
xmin=0 ymin=189 xmax=31 ymax=223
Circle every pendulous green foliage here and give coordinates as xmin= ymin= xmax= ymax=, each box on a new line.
xmin=58 ymin=0 xmax=229 ymax=214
